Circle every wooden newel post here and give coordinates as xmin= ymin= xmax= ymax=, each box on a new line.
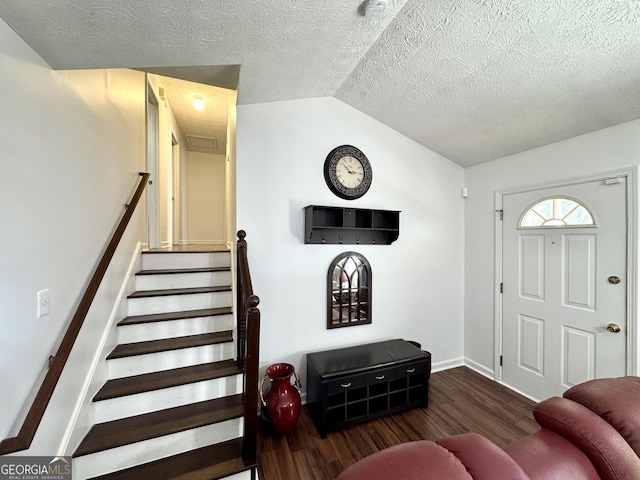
xmin=243 ymin=294 xmax=261 ymax=466
xmin=237 ymin=229 xmax=247 ymax=248
xmin=237 ymin=229 xmax=261 ymax=467
xmin=236 ymin=230 xmax=249 ymax=369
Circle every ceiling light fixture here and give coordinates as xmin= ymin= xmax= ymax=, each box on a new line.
xmin=360 ymin=0 xmax=388 ymax=17
xmin=193 ymin=96 xmax=205 ymax=111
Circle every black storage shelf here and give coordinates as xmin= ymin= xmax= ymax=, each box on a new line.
xmin=304 ymin=205 xmax=400 ymax=245
xmin=306 ymin=339 xmax=431 ymax=437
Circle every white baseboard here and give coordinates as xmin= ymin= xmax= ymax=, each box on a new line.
xmin=463 ymin=358 xmax=495 ymax=380
xmin=437 ymin=358 xmax=540 ymax=402
xmin=496 ymin=380 xmax=541 ymax=403
xmin=431 ymin=357 xmax=464 ymax=373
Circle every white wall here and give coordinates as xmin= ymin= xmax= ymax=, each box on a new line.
xmin=464 ymin=120 xmax=640 ymax=376
xmin=237 ymin=97 xmax=465 ymax=389
xmin=186 ymin=151 xmax=226 ymax=242
xmin=0 ymin=18 xmax=146 ymax=448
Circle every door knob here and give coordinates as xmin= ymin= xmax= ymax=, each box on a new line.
xmin=607 ymin=323 xmax=621 ymax=333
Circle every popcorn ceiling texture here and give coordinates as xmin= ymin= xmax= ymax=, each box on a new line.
xmin=337 ymin=0 xmax=640 ymax=164
xmin=2 ymin=0 xmax=639 ymax=166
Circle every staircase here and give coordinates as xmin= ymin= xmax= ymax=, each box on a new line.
xmin=72 ymin=247 xmax=257 ymax=480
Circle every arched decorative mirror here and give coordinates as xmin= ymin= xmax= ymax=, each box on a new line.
xmin=327 ymin=252 xmax=371 ymax=329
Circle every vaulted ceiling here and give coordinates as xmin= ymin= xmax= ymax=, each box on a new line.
xmin=2 ymin=0 xmax=639 ymax=167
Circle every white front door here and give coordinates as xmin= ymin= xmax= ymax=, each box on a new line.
xmin=501 ymin=177 xmax=627 ymax=401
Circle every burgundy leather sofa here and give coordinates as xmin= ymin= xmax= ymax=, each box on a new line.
xmin=336 ymin=376 xmax=640 ymax=480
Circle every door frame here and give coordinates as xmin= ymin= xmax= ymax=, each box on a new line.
xmin=494 ymin=167 xmax=639 ymax=389
xmin=171 ymin=132 xmax=181 ymax=245
xmin=145 ymin=78 xmax=161 ymax=249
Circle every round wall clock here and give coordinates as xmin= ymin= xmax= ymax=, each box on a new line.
xmin=323 ymin=145 xmax=373 ymax=200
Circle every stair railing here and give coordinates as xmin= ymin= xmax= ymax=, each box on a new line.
xmin=0 ymin=172 xmax=150 ymax=455
xmin=236 ymin=230 xmax=260 ymax=467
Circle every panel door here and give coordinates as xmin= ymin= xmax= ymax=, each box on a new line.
xmin=502 ymin=178 xmax=627 ymax=400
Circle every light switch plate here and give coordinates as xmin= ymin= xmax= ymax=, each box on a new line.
xmin=37 ymin=289 xmax=50 ymax=318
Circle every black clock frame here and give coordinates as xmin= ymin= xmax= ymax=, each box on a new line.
xmin=324 ymin=145 xmax=373 ymax=200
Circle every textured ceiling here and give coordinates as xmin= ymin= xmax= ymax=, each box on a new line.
xmin=152 ymin=74 xmax=231 ymax=156
xmin=1 ymin=0 xmax=639 ymax=167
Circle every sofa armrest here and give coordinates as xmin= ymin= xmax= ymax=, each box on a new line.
xmin=533 ymin=396 xmax=640 ymax=480
xmin=436 ymin=433 xmax=530 ymax=480
xmin=336 ymin=440 xmax=472 ymax=480
xmin=564 ymin=376 xmax=640 ymax=457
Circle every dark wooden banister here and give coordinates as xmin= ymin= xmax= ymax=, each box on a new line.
xmin=0 ymin=172 xmax=150 ymax=455
xmin=236 ymin=230 xmax=260 ymax=467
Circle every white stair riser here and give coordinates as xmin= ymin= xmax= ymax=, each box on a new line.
xmin=135 ymin=270 xmax=232 ymax=291
xmin=108 ymin=343 xmax=235 ymax=379
xmin=73 ymin=418 xmax=243 ymax=480
xmin=224 ymin=470 xmax=255 ymax=480
xmin=142 ymin=252 xmax=230 ymax=270
xmin=118 ymin=314 xmax=234 ymax=343
xmin=93 ymin=374 xmax=243 ymax=423
xmin=127 ymin=291 xmax=232 ymax=316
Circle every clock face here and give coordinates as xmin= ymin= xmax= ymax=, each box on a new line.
xmin=335 ymin=156 xmax=365 ymax=189
xmin=324 ymin=145 xmax=372 ymax=200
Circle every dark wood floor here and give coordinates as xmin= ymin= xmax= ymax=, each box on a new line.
xmin=258 ymin=366 xmax=540 ymax=480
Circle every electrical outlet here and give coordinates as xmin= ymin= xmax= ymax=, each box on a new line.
xmin=37 ymin=289 xmax=50 ymax=318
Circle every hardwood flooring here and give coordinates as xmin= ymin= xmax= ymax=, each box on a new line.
xmin=258 ymin=366 xmax=540 ymax=480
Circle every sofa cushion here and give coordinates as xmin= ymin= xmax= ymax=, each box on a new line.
xmin=436 ymin=433 xmax=530 ymax=480
xmin=534 ymin=396 xmax=640 ymax=480
xmin=564 ymin=376 xmax=640 ymax=457
xmin=505 ymin=429 xmax=601 ymax=480
xmin=336 ymin=440 xmax=472 ymax=480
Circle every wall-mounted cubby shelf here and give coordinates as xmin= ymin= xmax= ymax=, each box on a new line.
xmin=304 ymin=205 xmax=400 ymax=245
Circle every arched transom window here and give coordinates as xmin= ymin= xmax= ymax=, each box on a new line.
xmin=519 ymin=196 xmax=596 ymax=229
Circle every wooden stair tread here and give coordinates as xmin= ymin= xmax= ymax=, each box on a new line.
xmin=88 ymin=437 xmax=251 ymax=480
xmin=74 ymin=394 xmax=244 ymax=457
xmin=136 ymin=266 xmax=230 ymax=275
xmin=128 ymin=285 xmax=231 ymax=299
xmin=117 ymin=307 xmax=232 ymax=326
xmin=107 ymin=331 xmax=233 ymax=359
xmin=94 ymin=360 xmax=242 ymax=401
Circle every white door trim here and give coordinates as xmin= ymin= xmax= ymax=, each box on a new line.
xmin=494 ymin=167 xmax=639 ymax=385
xmin=145 ymin=78 xmax=161 ymax=249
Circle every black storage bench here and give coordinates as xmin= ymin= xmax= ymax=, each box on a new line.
xmin=306 ymin=339 xmax=431 ymax=437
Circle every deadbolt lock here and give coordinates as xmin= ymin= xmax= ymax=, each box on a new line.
xmin=608 ymin=276 xmax=621 ymax=285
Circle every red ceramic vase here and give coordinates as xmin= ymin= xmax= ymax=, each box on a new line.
xmin=259 ymin=363 xmax=301 ymax=434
